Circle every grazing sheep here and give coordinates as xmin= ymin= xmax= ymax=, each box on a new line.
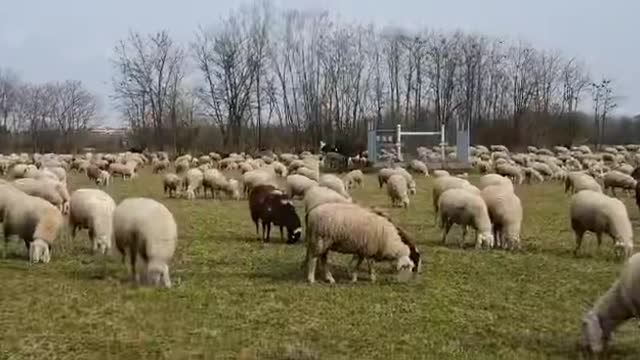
xmin=97 ymin=170 xmax=111 ymax=187
xmin=481 ymin=185 xmax=523 ymax=250
xmin=579 ymin=253 xmax=640 ymax=355
xmin=152 ymin=158 xmax=170 ymax=173
xmin=286 ymin=174 xmax=318 ymax=199
xmin=377 ymin=168 xmax=397 ymax=188
xmin=202 ymin=169 xmax=229 ymax=199
xmin=319 ymin=174 xmax=350 ymax=199
xmin=523 ymin=167 xmax=545 ymax=184
xmin=163 ymin=173 xmax=182 ymax=198
xmin=495 ymin=163 xmax=524 ymax=184
xmin=566 ymin=173 xmax=602 ymax=194
xmin=343 ymin=169 xmax=364 ymax=190
xmin=603 ymin=170 xmax=637 ymax=196
xmin=387 ymin=174 xmax=410 ymax=208
xmin=12 ymin=178 xmax=70 ymax=214
xmin=478 ymin=174 xmax=513 ymax=191
xmin=113 ymin=198 xmax=177 ymax=288
xmin=224 ymin=179 xmax=241 ymax=201
xmin=409 ymin=160 xmax=429 ymax=176
xmin=303 ymin=185 xmax=352 ymax=216
xmin=570 ymin=190 xmax=633 ymax=258
xmin=305 ymin=202 xmax=420 ymax=283
xmin=109 ymin=162 xmax=136 ymax=180
xmin=377 ymin=167 xmax=416 ymax=194
xmin=249 ymin=184 xmax=302 ymax=244
xmin=68 ymin=189 xmax=116 ymax=254
xmin=3 ymin=192 xmax=64 ymax=263
xmin=432 ymin=176 xmax=479 ymax=221
xmin=438 ymin=188 xmax=494 ymax=249
xmin=432 ymin=170 xmax=450 ymax=178
xmin=86 ymin=164 xmax=102 ymax=183
xmin=243 ymin=169 xmax=277 ymax=195
xmin=296 ymin=167 xmax=320 ymax=181
xmin=271 ymin=161 xmax=288 ymax=177
xmin=184 ymin=168 xmax=204 ymax=200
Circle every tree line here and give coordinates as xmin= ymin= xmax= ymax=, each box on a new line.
xmin=0 ymin=1 xmax=633 ymax=154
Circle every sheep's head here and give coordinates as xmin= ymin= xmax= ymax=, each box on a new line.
xmin=395 ymin=255 xmax=415 ymax=274
xmin=29 ymin=239 xmax=50 ymax=264
xmin=147 ymin=261 xmax=172 ymax=288
xmin=613 ymin=240 xmax=633 ymax=259
xmin=477 ymin=233 xmax=495 ymax=249
xmin=579 ymin=310 xmax=606 ymax=355
xmin=279 ymin=198 xmax=302 ymax=244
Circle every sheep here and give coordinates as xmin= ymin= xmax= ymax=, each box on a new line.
xmin=271 ymin=161 xmax=288 ymax=177
xmin=202 ymin=169 xmax=228 ymax=199
xmin=603 ymin=170 xmax=637 ymax=197
xmin=295 ymin=167 xmax=319 ymax=181
xmin=377 ymin=168 xmax=397 ymax=188
xmin=387 ymin=174 xmax=409 ymax=208
xmin=305 ymin=202 xmax=420 ymax=283
xmin=579 ymin=253 xmax=640 ymax=355
xmin=570 ymin=190 xmax=633 ymax=258
xmin=243 ymin=169 xmax=277 ymax=195
xmin=46 ymin=166 xmax=67 ymax=184
xmin=286 ymin=174 xmax=318 ymax=199
xmin=97 ymin=170 xmax=111 ymax=187
xmin=319 ymin=174 xmax=350 ymax=199
xmin=12 ymin=178 xmax=70 ymax=214
xmin=3 ymin=192 xmax=64 ymax=263
xmin=409 ymin=160 xmax=429 ymax=176
xmin=163 ymin=173 xmax=182 ymax=198
xmin=481 ymin=185 xmax=523 ymax=250
xmin=438 ymin=188 xmax=494 ymax=249
xmin=432 ymin=176 xmax=479 ymax=221
xmin=343 ymin=169 xmax=364 ymax=190
xmin=303 ymin=185 xmax=352 ymax=215
xmin=478 ymin=174 xmax=513 ymax=191
xmin=495 ymin=163 xmax=524 ymax=184
xmin=68 ymin=189 xmax=116 ymax=254
xmin=249 ymin=184 xmax=302 ymax=244
xmin=224 ymin=179 xmax=241 ymax=201
xmin=523 ymin=167 xmax=545 ymax=184
xmin=113 ymin=198 xmax=177 ymax=288
xmin=566 ymin=173 xmax=602 ymax=194
xmin=184 ymin=168 xmax=204 ymax=200
xmin=377 ymin=167 xmax=416 ymax=194
xmin=109 ymin=162 xmax=136 ymax=180
xmin=152 ymin=158 xmax=170 ymax=173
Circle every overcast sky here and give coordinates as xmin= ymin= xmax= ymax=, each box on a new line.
xmin=1 ymin=0 xmax=638 ymax=126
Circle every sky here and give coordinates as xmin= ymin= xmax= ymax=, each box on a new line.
xmin=1 ymin=0 xmax=639 ymax=126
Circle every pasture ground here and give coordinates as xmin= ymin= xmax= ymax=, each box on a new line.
xmin=1 ymin=170 xmax=639 ymax=359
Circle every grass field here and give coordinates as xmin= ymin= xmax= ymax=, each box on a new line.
xmin=1 ymin=170 xmax=640 ymax=359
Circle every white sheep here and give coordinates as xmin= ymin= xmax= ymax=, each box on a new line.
xmin=481 ymin=185 xmax=523 ymax=250
xmin=113 ymin=198 xmax=178 ymax=288
xmin=603 ymin=170 xmax=637 ymax=197
xmin=243 ymin=169 xmax=277 ymax=195
xmin=163 ymin=173 xmax=182 ymax=198
xmin=303 ymin=185 xmax=352 ymax=215
xmin=438 ymin=188 xmax=494 ymax=249
xmin=184 ymin=168 xmax=204 ymax=200
xmin=579 ymin=253 xmax=640 ymax=354
xmin=343 ymin=169 xmax=364 ymax=190
xmin=319 ymin=174 xmax=350 ymax=199
xmin=566 ymin=173 xmax=602 ymax=194
xmin=97 ymin=170 xmax=111 ymax=187
xmin=432 ymin=170 xmax=450 ymax=178
xmin=286 ymin=174 xmax=318 ymax=199
xmin=522 ymin=167 xmax=545 ymax=184
xmin=570 ymin=190 xmax=633 ymax=258
xmin=495 ymin=163 xmax=524 ymax=185
xmin=478 ymin=174 xmax=514 ymax=191
xmin=387 ymin=174 xmax=409 ymax=208
xmin=12 ymin=178 xmax=70 ymax=214
xmin=69 ymin=189 xmax=116 ymax=254
xmin=409 ymin=159 xmax=429 ymax=176
xmin=305 ymin=202 xmax=420 ymax=283
xmin=432 ymin=176 xmax=479 ymax=221
xmin=295 ymin=167 xmax=319 ymax=181
xmin=2 ymin=192 xmax=64 ymax=263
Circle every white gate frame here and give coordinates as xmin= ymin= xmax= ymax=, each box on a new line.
xmin=395 ymin=123 xmax=446 ymax=162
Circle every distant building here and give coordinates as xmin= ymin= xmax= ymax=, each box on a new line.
xmin=89 ymin=127 xmax=128 ymax=136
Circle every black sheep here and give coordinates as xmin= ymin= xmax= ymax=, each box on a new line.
xmin=249 ymin=185 xmax=302 ymax=244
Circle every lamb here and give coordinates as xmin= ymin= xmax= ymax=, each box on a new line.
xmin=286 ymin=174 xmax=318 ymax=199
xmin=184 ymin=168 xmax=204 ymax=200
xmin=68 ymin=189 xmax=116 ymax=254
xmin=163 ymin=173 xmax=182 ymax=197
xmin=249 ymin=184 xmax=302 ymax=244
xmin=387 ymin=174 xmax=410 ymax=208
xmin=97 ymin=170 xmax=111 ymax=187
xmin=409 ymin=160 xmax=429 ymax=176
xmin=3 ymin=192 xmax=64 ymax=263
xmin=570 ymin=190 xmax=633 ymax=258
xmin=603 ymin=170 xmax=637 ymax=196
xmin=319 ymin=174 xmax=351 ymax=199
xmin=481 ymin=185 xmax=523 ymax=250
xmin=305 ymin=202 xmax=421 ymax=283
xmin=438 ymin=188 xmax=494 ymax=249
xmin=343 ymin=169 xmax=364 ymax=190
xmin=579 ymin=253 xmax=640 ymax=355
xmin=113 ymin=198 xmax=178 ymax=288
xmin=12 ymin=178 xmax=70 ymax=214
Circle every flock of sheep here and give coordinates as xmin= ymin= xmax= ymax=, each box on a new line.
xmin=2 ymin=143 xmax=640 ymax=355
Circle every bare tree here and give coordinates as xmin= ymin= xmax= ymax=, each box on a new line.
xmin=591 ymin=78 xmax=616 ymax=147
xmin=50 ymin=80 xmax=99 ymax=151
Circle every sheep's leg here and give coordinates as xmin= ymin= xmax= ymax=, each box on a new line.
xmin=463 ymin=226 xmax=470 ymax=248
xmin=71 ymin=225 xmax=77 ymax=240
xmin=596 ymin=233 xmax=603 ymax=250
xmin=279 ymin=226 xmax=284 ymax=242
xmin=367 ymin=259 xmax=376 ymax=282
xmin=254 ymin=220 xmax=260 ymax=241
xmin=442 ymin=220 xmax=453 ymax=245
xmin=320 ymin=253 xmax=335 ymax=284
xmin=573 ymin=231 xmax=585 ymax=257
xmin=265 ymin=222 xmax=272 ymax=243
xmin=350 ymin=256 xmax=364 ymax=282
xmin=306 ymin=252 xmax=317 ymax=283
xmin=129 ymin=244 xmax=138 ymax=284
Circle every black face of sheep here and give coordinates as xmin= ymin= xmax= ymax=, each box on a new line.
xmin=249 ymin=185 xmax=302 ymax=244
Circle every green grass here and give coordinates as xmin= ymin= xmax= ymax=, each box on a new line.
xmin=1 ymin=170 xmax=640 ymax=359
